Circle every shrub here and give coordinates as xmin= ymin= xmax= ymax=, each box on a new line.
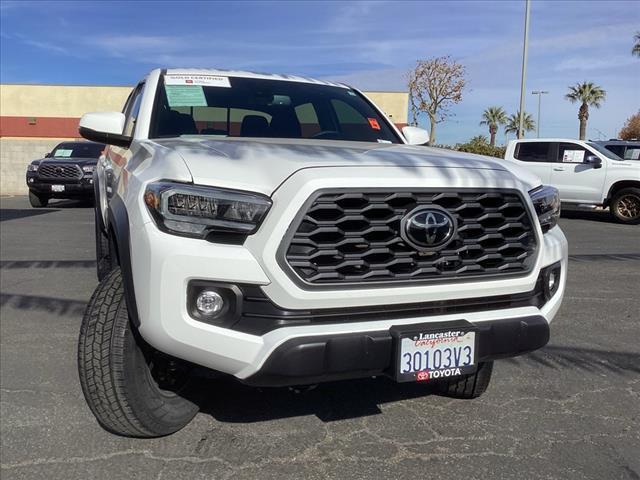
xmin=455 ymin=136 xmax=505 ymax=158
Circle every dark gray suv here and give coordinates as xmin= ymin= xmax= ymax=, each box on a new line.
xmin=25 ymin=141 xmax=105 ymax=207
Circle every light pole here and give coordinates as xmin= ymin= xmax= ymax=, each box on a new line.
xmin=531 ymin=90 xmax=548 ymax=138
xmin=517 ymin=0 xmax=531 ymax=139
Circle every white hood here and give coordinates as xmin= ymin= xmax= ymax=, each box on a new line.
xmin=152 ymin=137 xmax=542 ymax=195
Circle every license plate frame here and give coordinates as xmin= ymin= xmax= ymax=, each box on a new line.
xmin=51 ymin=184 xmax=65 ymax=192
xmin=390 ymin=320 xmax=478 ymax=383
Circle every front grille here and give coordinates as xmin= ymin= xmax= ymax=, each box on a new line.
xmin=282 ymin=189 xmax=538 ymax=286
xmin=37 ymin=164 xmax=82 ymax=180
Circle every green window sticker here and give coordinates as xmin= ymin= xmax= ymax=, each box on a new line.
xmin=54 ymin=149 xmax=73 ymax=157
xmin=165 ymin=85 xmax=207 ymax=107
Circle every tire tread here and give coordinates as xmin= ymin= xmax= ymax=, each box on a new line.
xmin=78 ymin=269 xmax=154 ymax=437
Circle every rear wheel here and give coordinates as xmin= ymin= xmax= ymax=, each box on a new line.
xmin=434 ymin=361 xmax=493 ymax=399
xmin=78 ymin=268 xmax=199 ymax=437
xmin=610 ymin=187 xmax=640 ymax=225
xmin=28 ymin=191 xmax=49 ymax=208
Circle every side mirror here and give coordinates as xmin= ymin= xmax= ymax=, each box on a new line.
xmin=402 ymin=126 xmax=430 ymax=146
xmin=584 ymin=154 xmax=602 ymax=169
xmin=79 ymin=112 xmax=131 ymax=148
xmin=44 ymin=153 xmax=51 ymax=158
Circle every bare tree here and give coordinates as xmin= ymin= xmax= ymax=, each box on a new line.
xmin=407 ymin=56 xmax=466 ymax=145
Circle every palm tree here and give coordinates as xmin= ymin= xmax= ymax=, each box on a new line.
xmin=633 ymin=32 xmax=640 ymax=57
xmin=479 ymin=106 xmax=508 ymax=146
xmin=505 ymin=111 xmax=536 ymax=137
xmin=565 ymin=82 xmax=606 ymax=140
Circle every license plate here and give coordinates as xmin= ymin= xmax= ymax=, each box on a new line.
xmin=391 ymin=321 xmax=477 ymax=383
xmin=51 ymin=185 xmax=65 ymax=192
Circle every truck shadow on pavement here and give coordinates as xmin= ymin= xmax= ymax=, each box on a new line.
xmin=2 ymin=291 xmax=638 ymax=424
xmin=0 ymin=208 xmax=60 ymax=222
xmin=561 ymin=209 xmax=614 ymax=224
xmin=189 ymin=344 xmax=640 ymax=424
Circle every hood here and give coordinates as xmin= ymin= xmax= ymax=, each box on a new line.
xmin=34 ymin=157 xmax=98 ymax=166
xmin=153 ymin=137 xmax=542 ymax=195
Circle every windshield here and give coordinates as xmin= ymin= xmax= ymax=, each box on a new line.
xmin=150 ymin=75 xmax=401 ymax=144
xmin=52 ymin=143 xmax=105 ymax=159
xmin=587 ymin=142 xmax=622 ymax=160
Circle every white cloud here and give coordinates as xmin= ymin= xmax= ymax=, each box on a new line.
xmin=554 ymin=54 xmax=638 ymax=72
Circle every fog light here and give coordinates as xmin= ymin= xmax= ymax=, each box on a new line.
xmin=196 ymin=290 xmax=224 ymax=317
xmin=542 ymin=263 xmax=561 ymax=301
xmin=548 ymin=269 xmax=557 ymax=292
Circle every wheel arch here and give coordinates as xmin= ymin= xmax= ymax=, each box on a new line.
xmin=107 ymin=195 xmax=141 ymax=328
xmin=604 ymin=180 xmax=640 ymax=207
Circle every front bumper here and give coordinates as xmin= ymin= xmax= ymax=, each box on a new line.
xmin=26 ymin=174 xmax=94 ymax=197
xmin=243 ymin=315 xmax=549 ymax=386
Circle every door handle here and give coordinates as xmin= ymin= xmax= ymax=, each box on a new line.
xmin=553 ymin=167 xmax=565 ymax=171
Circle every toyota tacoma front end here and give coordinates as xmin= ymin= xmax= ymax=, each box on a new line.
xmin=76 ymin=68 xmax=567 ymax=437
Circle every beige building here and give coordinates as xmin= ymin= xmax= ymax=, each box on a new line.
xmin=0 ymin=84 xmax=408 ymax=195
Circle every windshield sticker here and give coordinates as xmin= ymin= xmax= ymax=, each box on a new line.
xmin=165 ymin=74 xmax=231 ymax=88
xmin=165 ymin=85 xmax=207 ymax=107
xmin=53 ymin=149 xmax=73 ymax=157
xmin=368 ymin=118 xmax=381 ymax=130
xmin=377 ymin=139 xmax=392 ymax=144
xmin=347 ymin=91 xmax=357 ymax=96
xmin=562 ymin=150 xmax=585 ymax=163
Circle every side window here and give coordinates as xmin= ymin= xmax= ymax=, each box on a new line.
xmin=624 ymin=147 xmax=640 ymax=160
xmin=332 ymin=99 xmax=367 ymax=124
xmin=294 ymin=103 xmax=321 ymax=137
xmin=229 ymin=108 xmax=271 ymax=136
xmin=123 ymin=84 xmax=144 ymax=138
xmin=557 ymin=143 xmax=588 ymax=163
xmin=514 ymin=142 xmax=552 ymax=162
xmin=605 ymin=145 xmax=625 ymax=158
xmin=331 ymin=99 xmax=379 ymax=142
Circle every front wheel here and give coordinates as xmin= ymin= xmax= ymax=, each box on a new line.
xmin=433 ymin=361 xmax=493 ymax=399
xmin=610 ymin=187 xmax=640 ymax=225
xmin=28 ymin=190 xmax=49 ymax=208
xmin=78 ymin=268 xmax=199 ymax=437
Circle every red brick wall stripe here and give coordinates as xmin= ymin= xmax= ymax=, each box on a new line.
xmin=0 ymin=116 xmax=81 ymax=138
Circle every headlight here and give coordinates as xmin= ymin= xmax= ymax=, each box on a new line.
xmin=82 ymin=165 xmax=95 ymax=173
xmin=529 ymin=185 xmax=560 ymax=232
xmin=143 ymin=181 xmax=272 ymax=239
xmin=27 ymin=164 xmax=39 ymax=172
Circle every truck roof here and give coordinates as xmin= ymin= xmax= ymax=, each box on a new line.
xmin=508 ymin=138 xmax=596 ymax=143
xmin=163 ymin=68 xmax=349 ymax=89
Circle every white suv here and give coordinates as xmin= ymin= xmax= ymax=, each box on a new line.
xmin=77 ymin=69 xmax=567 ymax=437
xmin=505 ymin=138 xmax=640 ymax=224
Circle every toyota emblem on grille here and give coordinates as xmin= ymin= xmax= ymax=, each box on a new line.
xmin=401 ymin=206 xmax=457 ymax=251
xmin=56 ymin=167 xmax=64 ymax=173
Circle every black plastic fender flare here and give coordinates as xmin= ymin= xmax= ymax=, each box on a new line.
xmin=107 ymin=195 xmax=141 ymax=328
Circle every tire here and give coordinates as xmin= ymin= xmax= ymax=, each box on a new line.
xmin=28 ymin=190 xmax=49 ymax=208
xmin=610 ymin=187 xmax=640 ymax=225
xmin=78 ymin=268 xmax=199 ymax=437
xmin=434 ymin=361 xmax=493 ymax=399
xmin=94 ymin=208 xmax=114 ymax=281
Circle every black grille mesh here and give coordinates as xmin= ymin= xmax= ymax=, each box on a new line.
xmin=283 ymin=190 xmax=538 ymax=285
xmin=37 ymin=164 xmax=82 ymax=180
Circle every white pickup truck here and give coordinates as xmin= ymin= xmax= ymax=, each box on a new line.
xmin=505 ymin=138 xmax=640 ymax=224
xmin=76 ymin=68 xmax=567 ymax=437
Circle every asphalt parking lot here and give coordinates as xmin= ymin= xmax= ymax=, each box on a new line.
xmin=1 ymin=196 xmax=638 ymax=480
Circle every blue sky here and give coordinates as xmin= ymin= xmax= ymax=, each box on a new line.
xmin=1 ymin=0 xmax=638 ymax=144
